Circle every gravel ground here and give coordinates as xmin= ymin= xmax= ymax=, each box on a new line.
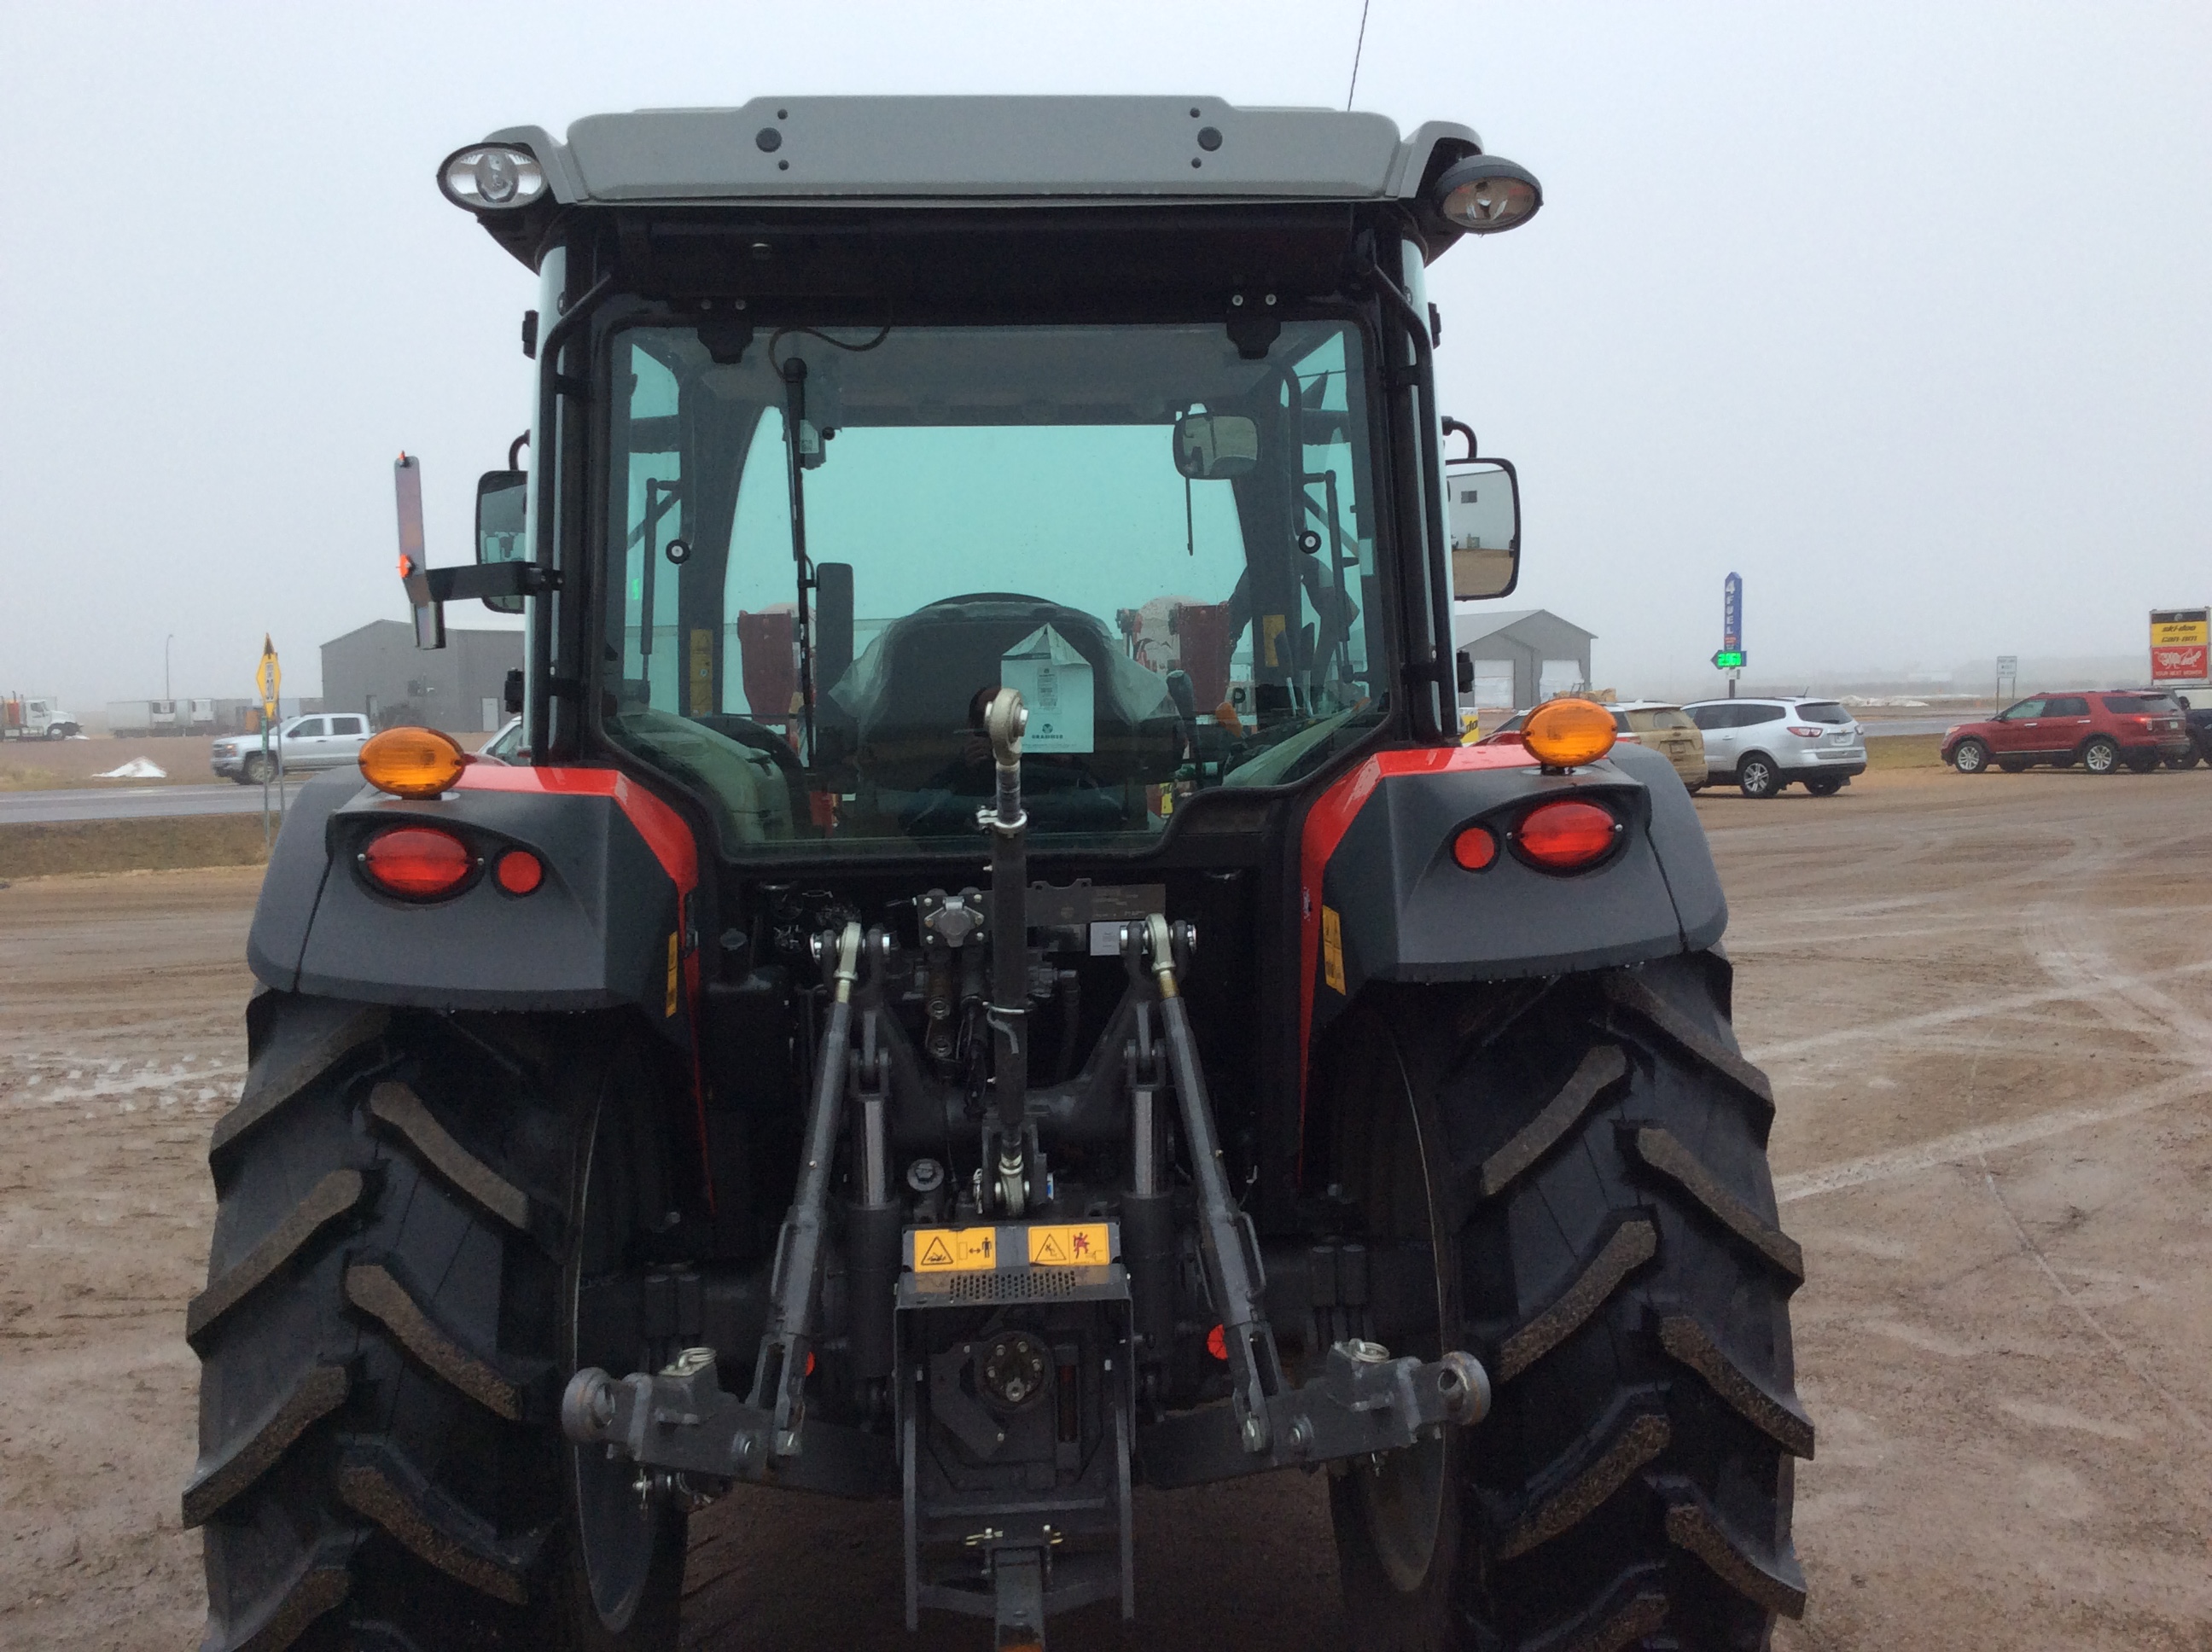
xmin=2 ymin=765 xmax=2208 ymax=1649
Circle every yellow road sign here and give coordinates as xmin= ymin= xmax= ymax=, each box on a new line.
xmin=255 ymin=636 xmax=281 ymax=713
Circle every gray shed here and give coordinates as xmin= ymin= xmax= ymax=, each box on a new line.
xmin=321 ymin=620 xmax=522 ymax=735
xmin=1452 ymin=608 xmax=1597 ymax=712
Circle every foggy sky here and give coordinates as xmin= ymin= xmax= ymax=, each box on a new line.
xmin=1 ymin=1 xmax=2205 ymax=709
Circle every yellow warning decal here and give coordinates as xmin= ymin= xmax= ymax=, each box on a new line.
xmin=1027 ymin=1224 xmax=1110 ymax=1267
xmin=665 ymin=931 xmax=680 ymax=1017
xmin=1321 ymin=905 xmax=1346 ymax=994
xmin=911 ymin=1227 xmax=1003 ymax=1272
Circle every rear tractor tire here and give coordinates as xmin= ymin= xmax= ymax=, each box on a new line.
xmin=1949 ymin=738 xmax=1990 ymax=774
xmin=1323 ymin=953 xmax=1810 ymax=1652
xmin=185 ymin=995 xmax=686 ymax=1651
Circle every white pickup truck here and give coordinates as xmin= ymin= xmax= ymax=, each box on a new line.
xmin=210 ymin=713 xmax=371 ymax=784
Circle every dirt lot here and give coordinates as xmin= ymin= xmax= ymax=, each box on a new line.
xmin=3 ymin=765 xmax=2208 ymax=1649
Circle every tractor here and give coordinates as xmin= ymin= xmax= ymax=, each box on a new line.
xmin=186 ymin=97 xmax=1807 ymax=1652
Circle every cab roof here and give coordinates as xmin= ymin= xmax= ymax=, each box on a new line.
xmin=486 ymin=96 xmax=1478 ymax=207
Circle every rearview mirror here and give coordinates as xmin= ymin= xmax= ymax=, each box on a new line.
xmin=1172 ymin=413 xmax=1259 ymax=480
xmin=475 ymin=469 xmax=529 ymax=615
xmin=1446 ymin=459 xmax=1520 ymax=600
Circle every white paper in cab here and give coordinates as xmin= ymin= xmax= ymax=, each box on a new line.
xmin=999 ymin=624 xmax=1094 ymax=753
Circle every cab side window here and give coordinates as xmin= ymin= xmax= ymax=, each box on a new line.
xmin=2043 ymin=696 xmax=2089 ymax=717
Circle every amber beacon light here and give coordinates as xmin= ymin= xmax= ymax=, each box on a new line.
xmin=1520 ymin=698 xmax=1617 ymax=769
xmin=360 ymin=726 xmax=467 ymax=799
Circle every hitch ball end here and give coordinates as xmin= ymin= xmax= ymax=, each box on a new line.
xmin=562 ymin=1367 xmax=618 ymax=1444
xmin=1435 ymin=1351 xmax=1491 ymax=1426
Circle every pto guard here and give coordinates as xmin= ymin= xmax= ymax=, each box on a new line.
xmin=1301 ymin=739 xmax=1726 ymax=1051
xmin=246 ymin=764 xmax=697 ymax=1032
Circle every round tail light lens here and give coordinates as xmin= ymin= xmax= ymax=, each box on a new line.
xmin=361 ymin=826 xmax=475 ymax=899
xmin=1514 ymin=800 xmax=1621 ymax=871
xmin=494 ymin=849 xmax=544 ymax=895
xmin=1452 ymin=825 xmax=1499 ymax=870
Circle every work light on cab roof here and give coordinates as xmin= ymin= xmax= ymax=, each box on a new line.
xmin=1433 ymin=154 xmax=1543 ymax=233
xmin=439 ymin=143 xmax=544 ymax=210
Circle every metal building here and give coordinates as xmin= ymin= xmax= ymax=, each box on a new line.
xmin=1452 ymin=607 xmax=1597 ymax=713
xmin=321 ymin=620 xmax=522 ymax=735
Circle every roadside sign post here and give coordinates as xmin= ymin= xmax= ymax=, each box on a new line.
xmin=1715 ymin=572 xmax=1744 ymax=696
xmin=1995 ymin=654 xmax=2017 ymax=710
xmin=255 ymin=637 xmax=282 ymax=845
xmin=2150 ymin=609 xmax=2209 ymax=688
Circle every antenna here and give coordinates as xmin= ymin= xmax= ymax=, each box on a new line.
xmin=1346 ymin=0 xmax=1372 ymax=110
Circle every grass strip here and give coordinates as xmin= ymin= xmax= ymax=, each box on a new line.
xmin=0 ymin=815 xmax=273 ymax=880
xmin=1862 ymin=733 xmax=1946 ymax=771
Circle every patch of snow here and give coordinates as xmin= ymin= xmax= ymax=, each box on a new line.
xmin=93 ymin=758 xmax=167 ymax=779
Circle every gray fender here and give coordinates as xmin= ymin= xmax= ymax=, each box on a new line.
xmin=247 ymin=771 xmax=690 ymax=1027
xmin=1305 ymin=741 xmax=1726 ymax=1039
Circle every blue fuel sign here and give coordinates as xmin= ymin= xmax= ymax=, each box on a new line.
xmin=1722 ymin=572 xmax=1743 ymax=652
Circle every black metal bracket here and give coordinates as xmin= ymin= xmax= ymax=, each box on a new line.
xmin=560 ymin=1350 xmax=894 ymax=1499
xmin=422 ymin=561 xmax=558 ymax=604
xmin=1136 ymin=1340 xmax=1488 ymax=1490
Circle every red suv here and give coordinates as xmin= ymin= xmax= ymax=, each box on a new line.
xmin=1943 ymin=690 xmax=2192 ymax=775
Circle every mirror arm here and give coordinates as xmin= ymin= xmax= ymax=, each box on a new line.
xmin=1441 ymin=417 xmax=1476 ymax=462
xmin=508 ymin=430 xmax=529 ymax=470
xmin=426 ymin=562 xmax=559 ymax=603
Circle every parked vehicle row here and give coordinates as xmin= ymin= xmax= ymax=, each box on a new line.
xmin=1480 ymin=696 xmax=1866 ymax=798
xmin=1942 ymin=690 xmax=2191 ymax=775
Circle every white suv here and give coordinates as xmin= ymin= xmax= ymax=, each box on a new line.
xmin=1683 ymin=698 xmax=1866 ymax=798
xmin=211 ymin=713 xmax=373 ymax=785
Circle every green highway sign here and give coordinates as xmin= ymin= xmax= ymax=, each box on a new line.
xmin=1712 ymin=649 xmax=1745 ymax=670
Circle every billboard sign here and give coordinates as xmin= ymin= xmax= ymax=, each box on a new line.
xmin=2151 ymin=608 xmax=2209 ymax=683
xmin=1722 ymin=572 xmax=1743 ymax=651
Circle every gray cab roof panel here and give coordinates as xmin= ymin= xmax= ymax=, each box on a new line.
xmin=486 ymin=97 xmax=1479 ymax=207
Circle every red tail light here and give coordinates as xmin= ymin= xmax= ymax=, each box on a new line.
xmin=494 ymin=849 xmax=544 ymax=895
xmin=1452 ymin=825 xmax=1499 ymax=870
xmin=360 ymin=826 xmax=475 ymax=899
xmin=1514 ymin=800 xmax=1621 ymax=871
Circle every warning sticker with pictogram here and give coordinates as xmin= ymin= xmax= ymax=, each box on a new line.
xmin=1026 ymin=1224 xmax=1111 ymax=1267
xmin=910 ymin=1227 xmax=1001 ymax=1272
